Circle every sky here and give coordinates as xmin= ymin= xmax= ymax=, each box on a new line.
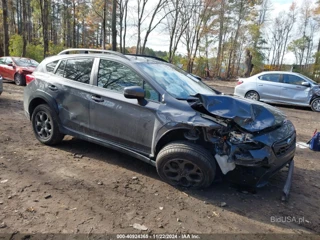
xmin=124 ymin=0 xmax=318 ymax=64
xmin=271 ymin=0 xmax=317 ymax=64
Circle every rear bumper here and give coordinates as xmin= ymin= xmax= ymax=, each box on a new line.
xmin=234 ymin=86 xmax=246 ymax=97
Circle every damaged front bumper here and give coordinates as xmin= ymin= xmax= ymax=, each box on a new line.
xmin=223 ymin=130 xmax=295 ymax=199
xmin=216 ymin=120 xmax=296 ymax=199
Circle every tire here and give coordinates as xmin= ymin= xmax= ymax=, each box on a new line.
xmin=156 ymin=141 xmax=216 ymax=189
xmin=245 ymin=90 xmax=260 ymax=101
xmin=14 ymin=73 xmax=26 ymax=86
xmin=311 ymin=98 xmax=320 ymax=112
xmin=31 ymin=104 xmax=64 ymax=145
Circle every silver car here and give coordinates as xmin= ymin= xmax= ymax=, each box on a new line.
xmin=0 ymin=74 xmax=3 ymax=95
xmin=234 ymin=71 xmax=320 ymax=112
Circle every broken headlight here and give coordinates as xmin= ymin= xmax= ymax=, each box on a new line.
xmin=229 ymin=132 xmax=263 ymax=149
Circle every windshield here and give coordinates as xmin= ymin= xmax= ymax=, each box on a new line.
xmin=13 ymin=58 xmax=39 ymax=67
xmin=136 ymin=62 xmax=215 ymax=99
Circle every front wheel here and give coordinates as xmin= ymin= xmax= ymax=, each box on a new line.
xmin=31 ymin=104 xmax=64 ymax=145
xmin=245 ymin=90 xmax=260 ymax=101
xmin=311 ymin=98 xmax=320 ymax=112
xmin=156 ymin=141 xmax=216 ymax=189
xmin=14 ymin=73 xmax=26 ymax=86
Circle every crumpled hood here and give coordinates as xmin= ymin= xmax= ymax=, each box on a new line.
xmin=191 ymin=94 xmax=287 ymax=132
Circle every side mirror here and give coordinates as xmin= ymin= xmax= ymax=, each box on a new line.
xmin=124 ymin=86 xmax=145 ymax=99
xmin=301 ymin=82 xmax=310 ymax=87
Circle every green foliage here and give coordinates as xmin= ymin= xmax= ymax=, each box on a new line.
xmin=48 ymin=42 xmax=65 ymax=56
xmin=288 ymin=37 xmax=309 ymax=53
xmin=8 ymin=35 xmax=64 ymax=62
xmin=26 ymin=44 xmax=44 ymax=62
xmin=194 ymin=57 xmax=208 ymax=77
xmin=9 ymin=34 xmax=24 ymax=56
xmin=288 ymin=37 xmax=310 ymax=65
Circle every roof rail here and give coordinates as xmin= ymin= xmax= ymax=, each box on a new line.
xmin=125 ymin=54 xmax=168 ymax=63
xmin=58 ymin=48 xmax=129 ymax=60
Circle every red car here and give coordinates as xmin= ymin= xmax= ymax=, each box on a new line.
xmin=0 ymin=57 xmax=39 ymax=86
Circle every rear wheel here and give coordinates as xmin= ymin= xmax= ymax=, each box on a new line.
xmin=31 ymin=104 xmax=64 ymax=145
xmin=156 ymin=141 xmax=216 ymax=189
xmin=245 ymin=90 xmax=260 ymax=101
xmin=14 ymin=73 xmax=26 ymax=86
xmin=311 ymin=98 xmax=320 ymax=112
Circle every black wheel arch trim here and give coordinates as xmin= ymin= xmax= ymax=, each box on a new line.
xmin=153 ymin=126 xmax=210 ymax=158
xmin=28 ymin=93 xmax=60 ymax=120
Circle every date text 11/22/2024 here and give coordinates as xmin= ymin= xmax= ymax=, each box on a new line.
xmin=116 ymin=234 xmax=201 ymax=239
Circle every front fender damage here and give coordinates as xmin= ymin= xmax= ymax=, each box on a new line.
xmin=185 ymin=94 xmax=296 ymax=196
xmin=153 ymin=94 xmax=295 ymax=198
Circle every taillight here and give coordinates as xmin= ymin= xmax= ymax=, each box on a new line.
xmin=237 ymin=80 xmax=243 ymax=85
xmin=26 ymin=74 xmax=35 ymax=85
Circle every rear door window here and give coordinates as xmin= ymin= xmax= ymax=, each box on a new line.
xmin=258 ymin=74 xmax=281 ymax=82
xmin=54 ymin=58 xmax=93 ymax=84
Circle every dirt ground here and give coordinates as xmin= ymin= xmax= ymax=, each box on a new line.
xmin=0 ymin=80 xmax=319 ymax=237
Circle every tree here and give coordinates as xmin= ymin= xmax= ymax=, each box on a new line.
xmin=244 ymin=49 xmax=253 ymax=77
xmin=214 ymin=0 xmax=227 ymax=77
xmin=288 ymin=37 xmax=310 ymax=66
xmin=2 ymin=0 xmax=9 ymax=55
xmin=112 ymin=0 xmax=117 ymax=50
xmin=135 ymin=0 xmax=169 ymax=54
xmin=118 ymin=0 xmax=129 ymax=53
xmin=38 ymin=0 xmax=50 ymax=57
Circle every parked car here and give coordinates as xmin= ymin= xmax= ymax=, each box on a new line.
xmin=0 ymin=57 xmax=39 ymax=86
xmin=234 ymin=71 xmax=320 ymax=112
xmin=0 ymin=74 xmax=3 ymax=95
xmin=23 ymin=49 xmax=296 ymax=198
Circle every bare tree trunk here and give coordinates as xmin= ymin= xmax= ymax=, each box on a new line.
xmin=123 ymin=0 xmax=128 ymax=53
xmin=141 ymin=0 xmax=168 ymax=54
xmin=102 ymin=0 xmax=106 ymax=49
xmin=39 ymin=0 xmax=50 ymax=57
xmin=112 ymin=0 xmax=117 ymax=51
xmin=72 ymin=0 xmax=76 ymax=48
xmin=22 ymin=0 xmax=27 ymax=56
xmin=136 ymin=0 xmax=147 ymax=54
xmin=244 ymin=49 xmax=253 ymax=77
xmin=2 ymin=0 xmax=9 ymax=56
xmin=215 ymin=0 xmax=225 ymax=77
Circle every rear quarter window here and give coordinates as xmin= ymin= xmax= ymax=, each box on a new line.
xmin=46 ymin=60 xmax=59 ymax=73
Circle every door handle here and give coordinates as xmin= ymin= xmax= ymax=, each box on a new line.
xmin=91 ymin=95 xmax=104 ymax=102
xmin=258 ymin=84 xmax=263 ymax=86
xmin=48 ymin=85 xmax=58 ymax=91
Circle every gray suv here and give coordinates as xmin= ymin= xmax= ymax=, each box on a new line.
xmin=234 ymin=71 xmax=320 ymax=112
xmin=23 ymin=49 xmax=295 ymax=197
